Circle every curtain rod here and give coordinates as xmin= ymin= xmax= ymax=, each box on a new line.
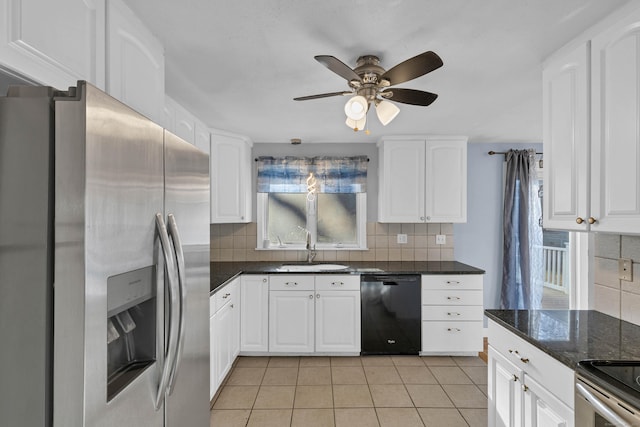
xmin=488 ymin=150 xmax=542 ymax=156
xmin=255 ymin=157 xmax=370 ymax=162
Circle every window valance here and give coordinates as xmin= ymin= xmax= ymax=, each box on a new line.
xmin=256 ymin=156 xmax=368 ymax=193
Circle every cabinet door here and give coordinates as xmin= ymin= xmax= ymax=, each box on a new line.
xmin=240 ymin=275 xmax=269 ymax=352
xmin=210 ymin=132 xmax=251 ymax=223
xmin=542 ymin=42 xmax=590 ymax=231
xmin=106 ymin=0 xmax=164 ymax=124
xmin=523 ymin=375 xmax=574 ymax=427
xmin=378 ymin=139 xmax=425 ymax=222
xmin=209 ymin=314 xmax=216 ymax=399
xmin=488 ymin=346 xmax=523 ymax=427
xmin=0 ymin=0 xmax=105 ymax=90
xmin=315 ymin=290 xmax=361 ymax=353
xmin=213 ymin=302 xmax=233 ymax=389
xmin=424 ymin=138 xmax=467 ymax=223
xmin=591 ymin=8 xmax=640 ymax=233
xmin=229 ymin=294 xmax=240 ymax=360
xmin=269 ymin=291 xmax=315 ymax=353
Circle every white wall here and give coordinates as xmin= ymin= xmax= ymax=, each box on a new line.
xmin=454 ymin=142 xmax=542 ymax=315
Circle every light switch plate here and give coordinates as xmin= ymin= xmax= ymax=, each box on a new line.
xmin=397 ymin=234 xmax=408 ymax=244
xmin=619 ymin=258 xmax=633 ymax=281
xmin=436 ymin=234 xmax=446 ymax=245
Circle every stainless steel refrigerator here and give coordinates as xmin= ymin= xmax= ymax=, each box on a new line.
xmin=0 ymin=81 xmax=210 ymax=426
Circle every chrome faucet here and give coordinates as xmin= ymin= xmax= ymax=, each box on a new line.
xmin=300 ymin=227 xmax=316 ymax=263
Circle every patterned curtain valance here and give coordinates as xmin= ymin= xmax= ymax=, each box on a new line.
xmin=256 ymin=156 xmax=368 ymax=193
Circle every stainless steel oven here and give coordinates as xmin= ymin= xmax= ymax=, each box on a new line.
xmin=576 ymin=361 xmax=640 ymax=426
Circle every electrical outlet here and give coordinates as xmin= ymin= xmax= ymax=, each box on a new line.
xmin=397 ymin=234 xmax=408 ymax=244
xmin=436 ymin=234 xmax=446 ymax=245
xmin=619 ymin=258 xmax=633 ymax=281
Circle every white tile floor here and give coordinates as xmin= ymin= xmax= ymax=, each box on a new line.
xmin=210 ymin=355 xmax=487 ymax=427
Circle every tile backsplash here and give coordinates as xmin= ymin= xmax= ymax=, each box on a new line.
xmin=593 ymin=233 xmax=640 ymax=325
xmin=210 ymin=222 xmax=454 ymax=263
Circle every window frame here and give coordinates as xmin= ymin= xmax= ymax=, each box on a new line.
xmin=256 ymin=192 xmax=367 ymax=250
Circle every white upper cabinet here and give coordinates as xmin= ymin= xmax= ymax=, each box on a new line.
xmin=590 ymin=7 xmax=640 ymax=233
xmin=210 ymin=131 xmax=252 ymax=223
xmin=543 ymin=3 xmax=640 ymax=234
xmin=0 ymin=0 xmax=105 ymax=89
xmin=106 ymin=0 xmax=164 ymax=124
xmin=378 ymin=136 xmax=467 ymax=223
xmin=542 ymin=42 xmax=590 ymax=231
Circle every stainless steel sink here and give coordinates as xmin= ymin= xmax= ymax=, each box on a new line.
xmin=276 ymin=264 xmax=350 ymax=272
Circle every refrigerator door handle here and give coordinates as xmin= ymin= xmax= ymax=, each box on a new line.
xmin=166 ymin=213 xmax=187 ymax=394
xmin=154 ymin=213 xmax=181 ymax=410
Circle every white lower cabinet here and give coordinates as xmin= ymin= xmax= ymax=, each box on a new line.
xmin=421 ymin=274 xmax=484 ymax=354
xmin=269 ymin=290 xmax=315 ymax=353
xmin=488 ymin=320 xmax=574 ymax=427
xmin=209 ymin=278 xmax=240 ymax=400
xmin=240 ymin=275 xmax=269 ymax=352
xmin=267 ymin=274 xmax=361 ymax=354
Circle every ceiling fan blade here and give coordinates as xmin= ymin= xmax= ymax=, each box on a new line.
xmin=383 ymin=88 xmax=438 ymax=106
xmin=293 ymin=91 xmax=351 ymax=101
xmin=380 ymin=51 xmax=443 ymax=86
xmin=315 ymin=55 xmax=362 ymax=82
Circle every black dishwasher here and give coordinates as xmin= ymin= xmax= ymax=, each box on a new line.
xmin=360 ymin=274 xmax=421 ymax=355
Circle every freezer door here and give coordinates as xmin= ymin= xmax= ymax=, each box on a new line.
xmin=163 ymin=130 xmax=210 ymax=427
xmin=54 ymin=83 xmax=165 ymax=427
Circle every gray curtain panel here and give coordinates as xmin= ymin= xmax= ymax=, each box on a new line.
xmin=501 ymin=149 xmax=533 ymax=309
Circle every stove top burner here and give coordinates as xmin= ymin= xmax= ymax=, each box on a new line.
xmin=579 ymin=360 xmax=640 ymax=396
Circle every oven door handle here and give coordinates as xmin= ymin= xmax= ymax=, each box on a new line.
xmin=576 ymin=382 xmax=631 ymax=427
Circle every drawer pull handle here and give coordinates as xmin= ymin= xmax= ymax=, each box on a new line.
xmin=222 ymin=293 xmax=230 ymax=299
xmin=520 ymin=357 xmax=529 ymax=364
xmin=522 ymin=384 xmax=529 ymax=392
xmin=230 ymin=304 xmax=234 ymax=308
xmin=446 ymin=281 xmax=461 ymax=285
xmin=447 ymin=328 xmax=461 ymax=332
xmin=447 ymin=312 xmax=461 ymax=316
xmin=508 ymin=349 xmax=514 ymax=354
xmin=331 ymin=281 xmax=344 ymax=286
xmin=513 ymin=374 xmax=519 ymax=382
xmin=285 ymin=282 xmax=298 ymax=286
xmin=447 ymin=296 xmax=461 ymax=301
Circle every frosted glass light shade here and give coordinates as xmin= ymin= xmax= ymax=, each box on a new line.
xmin=344 ymin=95 xmax=368 ymax=120
xmin=375 ymin=100 xmax=400 ymax=126
xmin=345 ymin=116 xmax=366 ymax=131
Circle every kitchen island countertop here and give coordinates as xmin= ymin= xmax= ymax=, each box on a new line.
xmin=485 ymin=309 xmax=640 ymax=369
xmin=210 ymin=260 xmax=484 ymax=294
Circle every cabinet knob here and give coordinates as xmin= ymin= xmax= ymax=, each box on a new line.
xmin=316 ymin=294 xmax=320 ymax=299
xmin=420 ymin=216 xmax=425 ymax=221
xmin=513 ymin=374 xmax=519 ymax=382
xmin=522 ymin=384 xmax=529 ymax=392
xmin=576 ymin=217 xmax=584 ymax=224
xmin=426 ymin=216 xmax=431 ymax=221
xmin=230 ymin=304 xmax=234 ymax=308
xmin=308 ymin=294 xmax=313 ymax=299
xmin=262 ymin=278 xmax=267 ymax=283
xmin=588 ymin=217 xmax=597 ymax=224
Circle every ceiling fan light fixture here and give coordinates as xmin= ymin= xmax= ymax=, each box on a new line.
xmin=375 ymin=100 xmax=400 ymax=126
xmin=344 ymin=95 xmax=368 ymax=120
xmin=345 ymin=116 xmax=366 ymax=132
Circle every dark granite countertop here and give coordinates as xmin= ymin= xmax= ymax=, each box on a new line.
xmin=211 ymin=261 xmax=484 ymax=294
xmin=485 ymin=309 xmax=640 ymax=369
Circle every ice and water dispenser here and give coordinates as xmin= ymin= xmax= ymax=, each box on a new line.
xmin=107 ymin=266 xmax=156 ymax=401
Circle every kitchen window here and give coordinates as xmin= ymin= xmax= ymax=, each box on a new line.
xmin=255 ymin=156 xmax=367 ymax=250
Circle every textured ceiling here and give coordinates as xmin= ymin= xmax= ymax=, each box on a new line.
xmin=123 ymin=0 xmax=629 ymax=143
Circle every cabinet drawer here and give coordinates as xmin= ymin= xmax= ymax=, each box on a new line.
xmin=421 ymin=305 xmax=483 ymax=321
xmin=315 ymin=275 xmax=359 ymax=291
xmin=488 ymin=319 xmax=574 ymax=408
xmin=422 ymin=274 xmax=483 ymax=290
xmin=422 ymin=290 xmax=483 ymax=306
xmin=269 ymin=275 xmax=315 ymax=291
xmin=422 ymin=321 xmax=483 ymax=352
xmin=214 ymin=279 xmax=239 ymax=313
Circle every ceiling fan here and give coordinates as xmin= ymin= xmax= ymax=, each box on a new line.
xmin=293 ymin=51 xmax=443 ymax=131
